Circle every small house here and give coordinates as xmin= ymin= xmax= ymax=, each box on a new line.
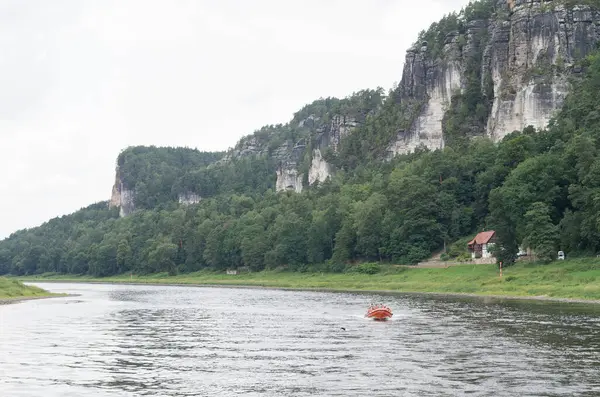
xmin=467 ymin=230 xmax=497 ymax=259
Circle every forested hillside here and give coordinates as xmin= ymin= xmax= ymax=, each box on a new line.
xmin=3 ymin=48 xmax=600 ymax=276
xmin=113 ymin=146 xmax=225 ymax=210
xmin=3 ymin=0 xmax=600 ymax=276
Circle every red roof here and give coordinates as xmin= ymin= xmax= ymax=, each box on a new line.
xmin=467 ymin=230 xmax=496 ymax=246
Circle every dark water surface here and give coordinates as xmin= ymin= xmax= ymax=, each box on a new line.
xmin=1 ymin=283 xmax=600 ymax=396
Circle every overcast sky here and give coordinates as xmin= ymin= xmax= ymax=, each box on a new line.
xmin=0 ymin=0 xmax=470 ymax=238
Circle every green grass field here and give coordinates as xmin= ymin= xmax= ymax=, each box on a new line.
xmin=0 ymin=278 xmax=54 ymax=300
xmin=18 ymin=258 xmax=600 ymax=301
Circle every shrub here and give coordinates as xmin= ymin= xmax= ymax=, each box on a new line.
xmin=355 ymin=262 xmax=381 ymax=275
xmin=324 ymin=261 xmax=347 ymax=273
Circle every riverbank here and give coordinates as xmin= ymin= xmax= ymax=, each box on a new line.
xmin=0 ymin=278 xmax=64 ymax=305
xmin=17 ymin=258 xmax=600 ymax=302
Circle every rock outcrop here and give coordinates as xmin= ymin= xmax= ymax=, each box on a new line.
xmin=388 ymin=48 xmax=458 ymax=154
xmin=486 ymin=0 xmax=599 ymax=140
xmin=308 ymin=148 xmax=331 ymax=185
xmin=308 ymin=114 xmax=359 ymax=185
xmin=108 ymin=166 xmax=135 ymax=217
xmin=108 ymin=0 xmax=600 ymax=207
xmin=230 ymin=111 xmax=364 ymax=192
xmin=317 ymin=114 xmax=358 ymax=153
xmin=275 ymin=142 xmax=305 ymax=193
xmin=389 ymin=0 xmax=600 ymax=155
xmin=275 ymin=167 xmax=303 ymax=193
xmin=178 ymin=192 xmax=202 ymax=205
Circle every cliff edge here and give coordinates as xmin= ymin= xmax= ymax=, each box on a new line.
xmin=389 ymin=0 xmax=600 ymax=155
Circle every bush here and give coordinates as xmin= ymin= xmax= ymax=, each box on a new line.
xmin=405 ymin=247 xmax=430 ymax=265
xmin=447 ymin=235 xmax=475 ymax=258
xmin=323 ymin=261 xmax=347 ymax=273
xmin=354 ymin=262 xmax=381 ymax=275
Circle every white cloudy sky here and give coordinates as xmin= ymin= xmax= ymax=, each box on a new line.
xmin=0 ymin=0 xmax=470 ymax=238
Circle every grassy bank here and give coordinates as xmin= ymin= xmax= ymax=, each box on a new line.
xmin=0 ymin=277 xmax=56 ymax=301
xmin=17 ymin=258 xmax=600 ymax=301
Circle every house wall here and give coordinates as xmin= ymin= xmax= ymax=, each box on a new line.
xmin=482 ymin=243 xmax=495 ymax=258
xmin=471 ymin=244 xmax=483 ymax=259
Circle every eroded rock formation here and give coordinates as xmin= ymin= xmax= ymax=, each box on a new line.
xmin=389 ymin=0 xmax=600 ymax=155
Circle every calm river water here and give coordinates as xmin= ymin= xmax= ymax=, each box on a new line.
xmin=1 ymin=283 xmax=600 ymax=396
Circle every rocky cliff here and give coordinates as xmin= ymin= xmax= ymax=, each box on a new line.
xmin=275 ymin=114 xmax=364 ymax=191
xmin=268 ymin=0 xmax=600 ymax=187
xmin=108 ymin=166 xmax=135 ymax=217
xmin=233 ymin=116 xmax=361 ymax=193
xmin=486 ymin=0 xmax=599 ymax=139
xmin=107 ymin=147 xmax=224 ymax=217
xmin=108 ymin=0 xmax=600 ymax=215
xmin=389 ymin=0 xmax=600 ymax=155
xmin=308 ymin=114 xmax=359 ymax=185
xmin=227 ymin=91 xmax=381 ymax=193
xmin=178 ymin=192 xmax=202 ymax=205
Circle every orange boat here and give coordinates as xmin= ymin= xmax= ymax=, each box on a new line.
xmin=365 ymin=304 xmax=393 ymax=320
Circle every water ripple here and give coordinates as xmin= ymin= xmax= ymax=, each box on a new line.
xmin=1 ymin=283 xmax=600 ymax=396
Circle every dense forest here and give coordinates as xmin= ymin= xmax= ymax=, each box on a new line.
xmin=3 ymin=1 xmax=600 ymax=276
xmin=114 ymin=145 xmax=278 ymax=210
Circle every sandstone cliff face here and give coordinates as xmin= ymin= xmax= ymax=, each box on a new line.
xmin=274 ymin=142 xmax=305 ymax=193
xmin=108 ymin=166 xmax=135 ymax=217
xmin=108 ymin=0 xmax=600 ymax=206
xmin=388 ymin=41 xmax=461 ymax=154
xmin=389 ymin=0 xmax=600 ymax=155
xmin=231 ymin=113 xmax=363 ymax=192
xmin=276 ymin=167 xmax=303 ymax=193
xmin=314 ymin=114 xmax=358 ymax=153
xmin=308 ymin=148 xmax=331 ymax=186
xmin=486 ymin=0 xmax=600 ymax=140
xmin=308 ymin=114 xmax=359 ymax=186
xmin=178 ymin=192 xmax=202 ymax=205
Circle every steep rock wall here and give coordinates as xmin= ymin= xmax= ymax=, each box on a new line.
xmin=178 ymin=192 xmax=202 ymax=205
xmin=275 ymin=142 xmax=305 ymax=193
xmin=275 ymin=167 xmax=303 ymax=193
xmin=109 ymin=1 xmax=600 ymax=204
xmin=221 ymin=90 xmax=382 ymax=193
xmin=388 ymin=37 xmax=463 ymax=155
xmin=486 ymin=0 xmax=599 ymax=139
xmin=308 ymin=148 xmax=331 ymax=185
xmin=108 ymin=166 xmax=135 ymax=217
xmin=389 ymin=0 xmax=600 ymax=155
xmin=308 ymin=114 xmax=359 ymax=185
xmin=230 ymin=113 xmax=363 ymax=192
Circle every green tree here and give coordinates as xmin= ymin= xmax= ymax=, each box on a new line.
xmin=147 ymin=239 xmax=178 ymax=275
xmin=353 ymin=193 xmax=387 ymax=260
xmin=523 ymin=202 xmax=559 ymax=262
xmin=116 ymin=240 xmax=133 ymax=273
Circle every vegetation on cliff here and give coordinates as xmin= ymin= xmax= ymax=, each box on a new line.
xmin=2 ymin=1 xmax=600 ymax=279
xmin=116 ymin=146 xmax=225 ymax=209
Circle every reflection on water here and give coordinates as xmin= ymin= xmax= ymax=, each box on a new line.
xmin=1 ymin=283 xmax=600 ymax=396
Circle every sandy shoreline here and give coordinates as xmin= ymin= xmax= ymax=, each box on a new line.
xmin=23 ymin=279 xmax=600 ymax=305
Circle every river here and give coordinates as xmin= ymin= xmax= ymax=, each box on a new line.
xmin=1 ymin=283 xmax=600 ymax=396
